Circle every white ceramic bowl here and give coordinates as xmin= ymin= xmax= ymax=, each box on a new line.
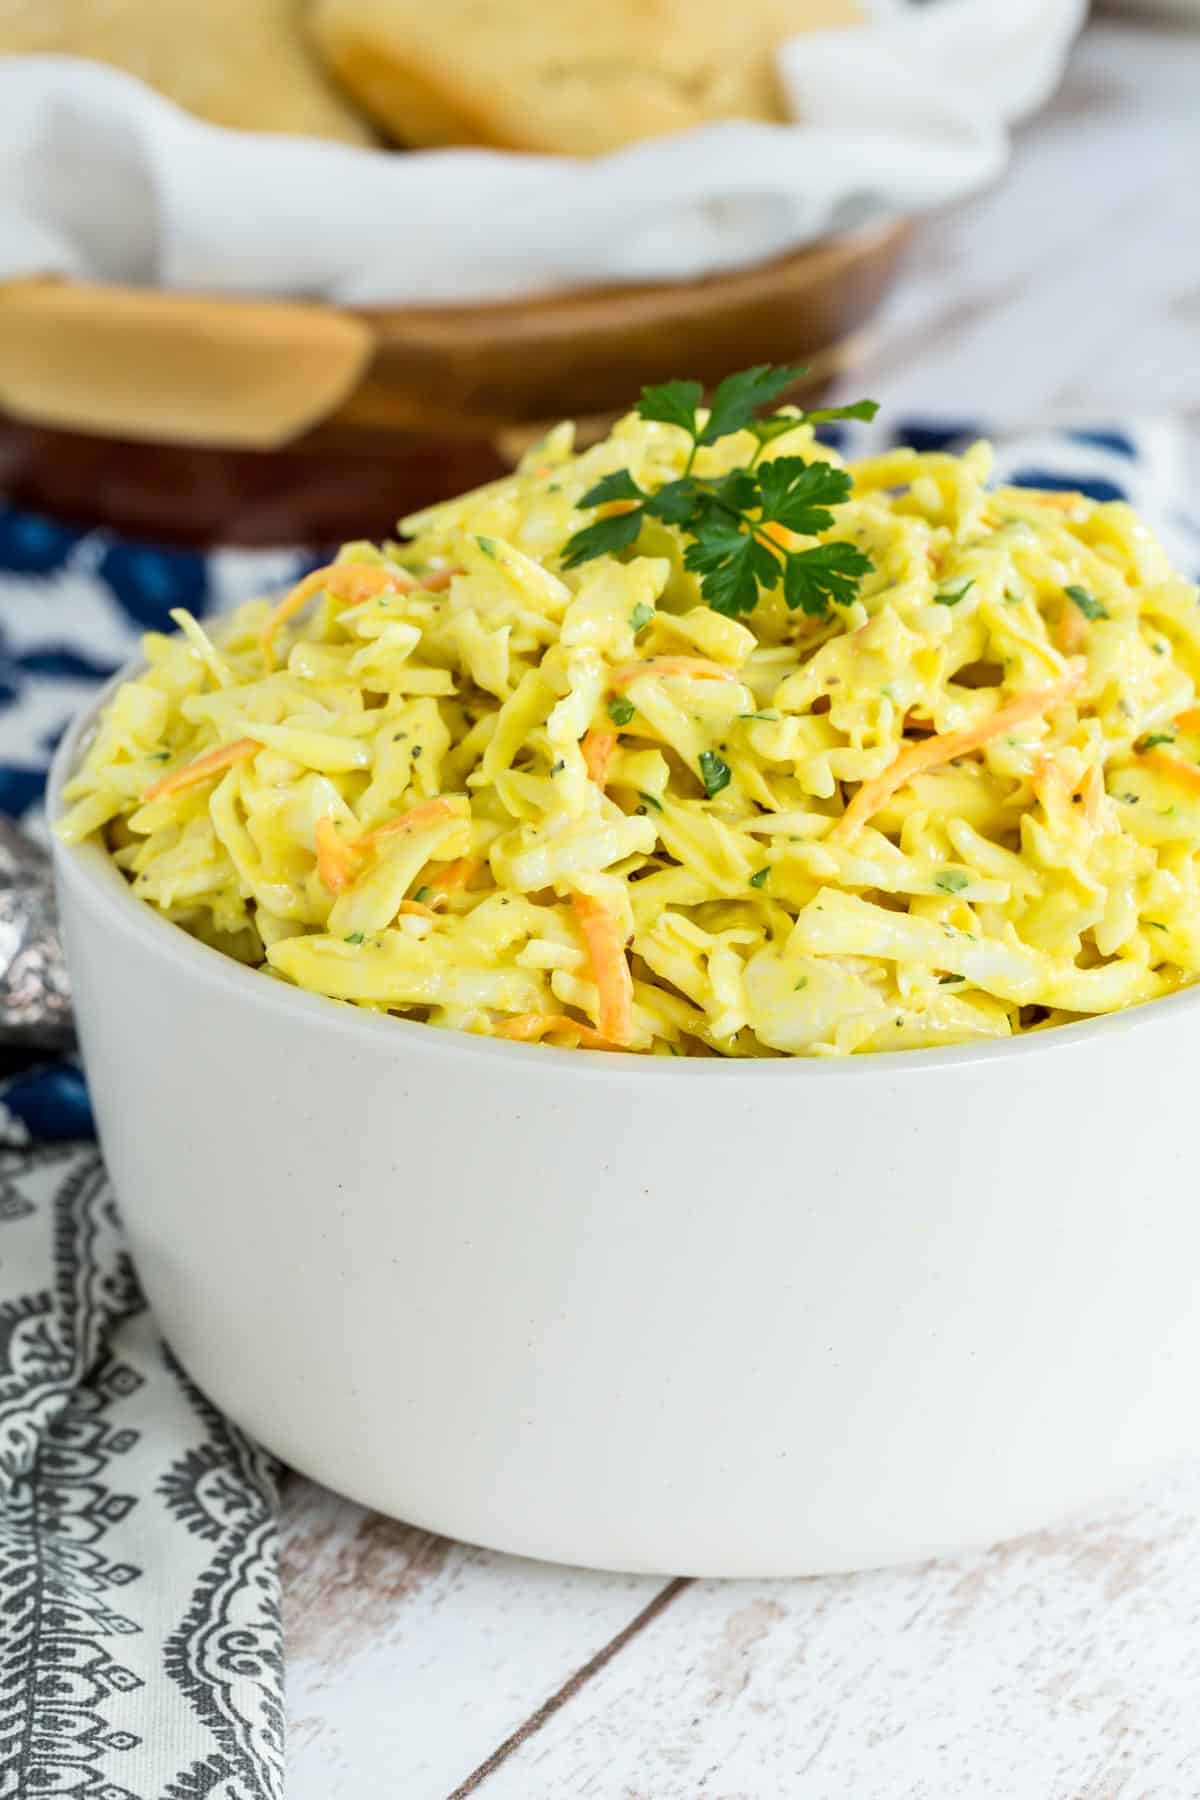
xmin=50 ymin=674 xmax=1200 ymax=1578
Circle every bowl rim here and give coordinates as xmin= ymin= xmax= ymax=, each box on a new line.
xmin=49 ymin=655 xmax=1200 ymax=1084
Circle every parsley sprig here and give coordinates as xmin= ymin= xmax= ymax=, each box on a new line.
xmin=561 ymin=365 xmax=878 ymax=619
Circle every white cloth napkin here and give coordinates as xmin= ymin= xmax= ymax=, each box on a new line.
xmin=0 ymin=0 xmax=1083 ymax=306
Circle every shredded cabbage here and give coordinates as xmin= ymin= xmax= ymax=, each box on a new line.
xmin=58 ymin=411 xmax=1200 ymax=1056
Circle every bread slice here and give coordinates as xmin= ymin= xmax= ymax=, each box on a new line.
xmin=308 ymin=0 xmax=860 ymax=155
xmin=0 ymin=0 xmax=375 ymax=143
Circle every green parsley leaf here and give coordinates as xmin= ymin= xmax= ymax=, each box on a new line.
xmin=938 ymin=973 xmax=965 ymax=984
xmin=783 ymin=541 xmax=874 ymax=615
xmin=413 ymin=886 xmax=432 ymax=903
xmin=934 ymin=869 xmax=970 ymax=894
xmin=800 ymin=400 xmax=880 ymax=426
xmin=608 ymin=696 xmax=636 ymax=727
xmin=934 ymin=578 xmax=975 ymax=607
xmin=638 ymin=377 xmax=703 ymax=436
xmin=697 ymin=364 xmax=805 ymax=445
xmin=562 ymin=508 xmax=643 ymax=569
xmin=475 ymin=535 xmax=497 ymax=558
xmin=684 ymin=526 xmax=760 ymax=618
xmin=559 ymin=364 xmax=877 ymax=619
xmin=698 ymin=750 xmax=732 ymax=798
xmin=1066 ymin=584 xmax=1108 ymax=621
xmin=344 ymin=932 xmax=365 ymax=945
xmin=577 ymin=469 xmax=646 ymax=508
xmin=705 ymin=466 xmax=760 ymax=513
xmin=630 ymin=601 xmax=654 ymax=636
xmin=757 ymin=456 xmax=851 ymax=536
xmin=642 ymin=476 xmax=701 ymax=524
xmin=749 ymin=866 xmax=770 ymax=888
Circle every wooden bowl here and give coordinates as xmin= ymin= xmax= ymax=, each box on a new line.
xmin=0 ymin=218 xmax=909 ymax=544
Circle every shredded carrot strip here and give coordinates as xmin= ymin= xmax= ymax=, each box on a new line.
xmin=832 ymin=664 xmax=1086 ymax=841
xmin=493 ymin=1013 xmax=616 ymax=1051
xmin=260 ymin=564 xmax=404 ymax=671
xmin=259 ymin=563 xmax=457 ymax=672
xmin=314 ymin=816 xmax=360 ymax=893
xmin=1058 ymin=597 xmax=1086 ymax=654
xmin=429 ymin=855 xmax=483 ymax=893
xmin=1175 ymin=707 xmax=1200 ymax=735
xmin=609 ymin=656 xmax=737 ymax=690
xmin=143 ymin=737 xmax=257 ymax=801
xmin=1031 ymin=751 xmax=1065 ymax=811
xmin=581 ymin=729 xmax=617 ymax=787
xmin=571 ymin=891 xmax=634 ymax=1047
xmin=352 ymin=798 xmax=461 ymax=853
xmin=1136 ymin=749 xmax=1200 ymax=797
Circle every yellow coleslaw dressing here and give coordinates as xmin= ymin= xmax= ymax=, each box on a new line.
xmin=59 ymin=412 xmax=1200 ymax=1056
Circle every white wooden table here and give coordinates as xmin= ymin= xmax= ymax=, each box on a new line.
xmin=284 ymin=21 xmax=1200 ymax=1797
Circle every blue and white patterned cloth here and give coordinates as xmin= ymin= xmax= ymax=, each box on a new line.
xmin=0 ymin=523 xmax=303 ymax=1798
xmin=0 ymin=521 xmax=312 ymax=1146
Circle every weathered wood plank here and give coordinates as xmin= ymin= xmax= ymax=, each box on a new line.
xmin=282 ymin=1478 xmax=667 ymax=1799
xmin=480 ymin=1463 xmax=1200 ymax=1800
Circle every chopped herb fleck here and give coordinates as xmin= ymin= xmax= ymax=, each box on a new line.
xmin=935 ymin=578 xmax=975 ymax=607
xmin=938 ymin=972 xmax=965 ymax=984
xmin=739 ymin=710 xmax=780 ymax=722
xmin=1120 ymin=792 xmax=1140 ymax=804
xmin=1066 ymin=584 xmax=1108 ymax=621
xmin=476 ymin=535 xmax=498 ymax=559
xmin=411 ymin=745 xmax=423 ymax=758
xmin=1146 ymin=920 xmax=1168 ymax=931
xmin=637 ymin=790 xmax=663 ymax=812
xmin=608 ymin=695 xmax=636 ymax=727
xmin=413 ymin=886 xmax=432 ymax=904
xmin=698 ymin=750 xmax=731 ymax=798
xmin=148 ymin=752 xmax=170 ymax=762
xmin=1139 ymin=733 xmax=1175 ymax=751
xmin=794 ymin=975 xmax=809 ymax=992
xmin=934 ymin=868 xmax=970 ymax=894
xmin=344 ymin=932 xmax=365 ymax=946
xmin=630 ymin=601 xmax=654 ymax=637
xmin=550 ymin=759 xmax=565 ymax=774
xmin=749 ymin=866 xmax=770 ymax=889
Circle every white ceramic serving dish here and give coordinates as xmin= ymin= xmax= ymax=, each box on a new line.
xmin=50 ymin=674 xmax=1200 ymax=1578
